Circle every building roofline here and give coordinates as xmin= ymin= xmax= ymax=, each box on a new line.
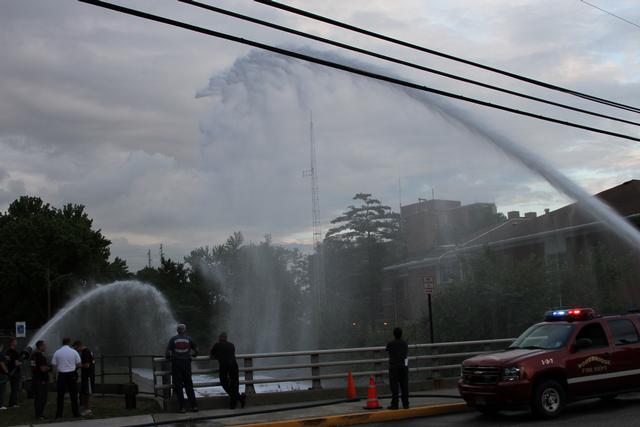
xmin=383 ymin=213 xmax=640 ymax=272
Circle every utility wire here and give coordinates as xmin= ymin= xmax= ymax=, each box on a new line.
xmin=77 ymin=0 xmax=640 ymax=143
xmin=254 ymin=0 xmax=640 ymax=114
xmin=178 ymin=0 xmax=639 ymax=128
xmin=580 ymin=0 xmax=640 ymax=30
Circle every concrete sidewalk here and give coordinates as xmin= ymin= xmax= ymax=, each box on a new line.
xmin=12 ymin=389 xmax=466 ymax=427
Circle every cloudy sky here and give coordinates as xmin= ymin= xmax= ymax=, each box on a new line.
xmin=1 ymin=0 xmax=639 ymax=270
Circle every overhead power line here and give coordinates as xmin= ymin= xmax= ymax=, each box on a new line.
xmin=178 ymin=0 xmax=639 ymax=128
xmin=254 ymin=0 xmax=640 ymax=114
xmin=76 ymin=0 xmax=640 ymax=143
xmin=580 ymin=0 xmax=640 ymax=30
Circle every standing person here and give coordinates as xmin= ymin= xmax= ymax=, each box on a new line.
xmin=6 ymin=338 xmax=22 ymax=408
xmin=73 ymin=341 xmax=95 ymax=416
xmin=0 ymin=343 xmax=8 ymax=411
xmin=166 ymin=324 xmax=198 ymax=413
xmin=30 ymin=340 xmax=51 ymax=420
xmin=51 ymin=338 xmax=81 ymax=419
xmin=386 ymin=327 xmax=409 ymax=410
xmin=210 ymin=333 xmax=245 ymax=409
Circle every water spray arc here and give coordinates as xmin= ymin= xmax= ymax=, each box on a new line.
xmin=73 ymin=2 xmax=640 ymax=250
xmin=29 ymin=281 xmax=176 ymax=355
xmin=75 ymin=0 xmax=640 ymax=143
xmin=75 ymin=1 xmax=640 ymax=352
xmin=406 ymin=89 xmax=640 ymax=252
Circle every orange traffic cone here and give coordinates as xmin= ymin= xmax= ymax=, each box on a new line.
xmin=363 ymin=376 xmax=382 ymax=410
xmin=346 ymin=371 xmax=358 ymax=401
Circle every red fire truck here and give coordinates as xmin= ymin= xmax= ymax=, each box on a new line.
xmin=458 ymin=308 xmax=640 ymax=418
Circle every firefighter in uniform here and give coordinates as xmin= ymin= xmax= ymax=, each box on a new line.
xmin=386 ymin=327 xmax=409 ymax=410
xmin=166 ymin=324 xmax=198 ymax=413
xmin=30 ymin=340 xmax=50 ymax=420
xmin=210 ymin=332 xmax=246 ymax=409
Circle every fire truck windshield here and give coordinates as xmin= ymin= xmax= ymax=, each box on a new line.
xmin=509 ymin=323 xmax=575 ymax=350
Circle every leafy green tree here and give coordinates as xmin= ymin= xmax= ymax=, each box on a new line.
xmin=183 ymin=246 xmax=229 ymax=337
xmin=136 ymin=256 xmax=219 ymax=344
xmin=427 ymin=241 xmax=636 ymax=343
xmin=0 ymin=196 xmax=111 ymax=328
xmin=104 ymin=257 xmax=133 ymax=281
xmin=186 ymin=233 xmax=308 ymax=352
xmin=135 ymin=232 xmax=308 ymax=352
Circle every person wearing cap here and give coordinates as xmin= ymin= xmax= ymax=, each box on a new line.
xmin=210 ymin=332 xmax=245 ymax=409
xmin=30 ymin=340 xmax=50 ymax=420
xmin=166 ymin=324 xmax=198 ymax=413
xmin=51 ymin=337 xmax=81 ymax=418
xmin=386 ymin=327 xmax=409 ymax=410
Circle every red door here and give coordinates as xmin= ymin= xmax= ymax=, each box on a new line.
xmin=604 ymin=318 xmax=640 ymax=391
xmin=565 ymin=321 xmax=615 ymax=397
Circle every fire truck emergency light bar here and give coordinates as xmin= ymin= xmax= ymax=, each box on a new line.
xmin=544 ymin=308 xmax=596 ymax=322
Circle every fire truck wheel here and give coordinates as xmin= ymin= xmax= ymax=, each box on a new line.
xmin=532 ymin=379 xmax=565 ymax=418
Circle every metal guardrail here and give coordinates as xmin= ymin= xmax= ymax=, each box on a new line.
xmin=19 ymin=354 xmax=158 ymax=397
xmin=96 ymin=355 xmax=158 ymax=395
xmin=151 ymin=338 xmax=515 ymax=399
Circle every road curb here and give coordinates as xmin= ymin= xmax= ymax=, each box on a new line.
xmin=231 ymin=402 xmax=469 ymax=427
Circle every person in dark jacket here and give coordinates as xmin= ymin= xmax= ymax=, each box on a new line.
xmin=210 ymin=333 xmax=245 ymax=409
xmin=166 ymin=324 xmax=198 ymax=413
xmin=0 ymin=343 xmax=8 ymax=411
xmin=386 ymin=327 xmax=409 ymax=410
xmin=6 ymin=338 xmax=22 ymax=408
xmin=30 ymin=340 xmax=50 ymax=420
xmin=73 ymin=341 xmax=95 ymax=416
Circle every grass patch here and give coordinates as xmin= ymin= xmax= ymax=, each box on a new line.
xmin=0 ymin=391 xmax=161 ymax=426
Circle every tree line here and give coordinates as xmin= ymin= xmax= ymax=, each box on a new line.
xmin=1 ymin=194 xmax=635 ymax=350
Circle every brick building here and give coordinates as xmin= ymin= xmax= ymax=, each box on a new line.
xmin=382 ymin=179 xmax=640 ymax=324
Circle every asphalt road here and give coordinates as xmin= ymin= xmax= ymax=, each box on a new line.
xmin=365 ymin=393 xmax=640 ymax=426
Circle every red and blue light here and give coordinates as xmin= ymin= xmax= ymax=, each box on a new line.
xmin=544 ymin=308 xmax=595 ymax=321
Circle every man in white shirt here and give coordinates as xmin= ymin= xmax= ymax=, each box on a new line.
xmin=51 ymin=338 xmax=81 ymax=418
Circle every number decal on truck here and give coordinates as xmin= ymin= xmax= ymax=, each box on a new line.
xmin=541 ymin=358 xmax=554 ymax=366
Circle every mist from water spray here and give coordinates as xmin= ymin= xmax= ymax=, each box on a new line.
xmin=30 ymin=281 xmax=176 ymax=355
xmin=196 ymin=49 xmax=639 ymax=351
xmin=202 ymin=49 xmax=640 ymax=251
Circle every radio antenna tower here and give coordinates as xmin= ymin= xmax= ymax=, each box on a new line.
xmin=303 ymin=112 xmax=325 ymax=319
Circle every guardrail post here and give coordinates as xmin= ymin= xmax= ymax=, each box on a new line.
xmin=310 ymin=353 xmax=322 ymax=390
xmin=431 ymin=347 xmax=441 ymax=387
xmin=152 ymin=357 xmax=158 ymax=398
xmin=244 ymin=357 xmax=256 ymax=395
xmin=373 ymin=350 xmax=384 ymax=384
xmin=100 ymin=356 xmax=105 ymax=385
xmin=160 ymin=359 xmax=172 ymax=410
